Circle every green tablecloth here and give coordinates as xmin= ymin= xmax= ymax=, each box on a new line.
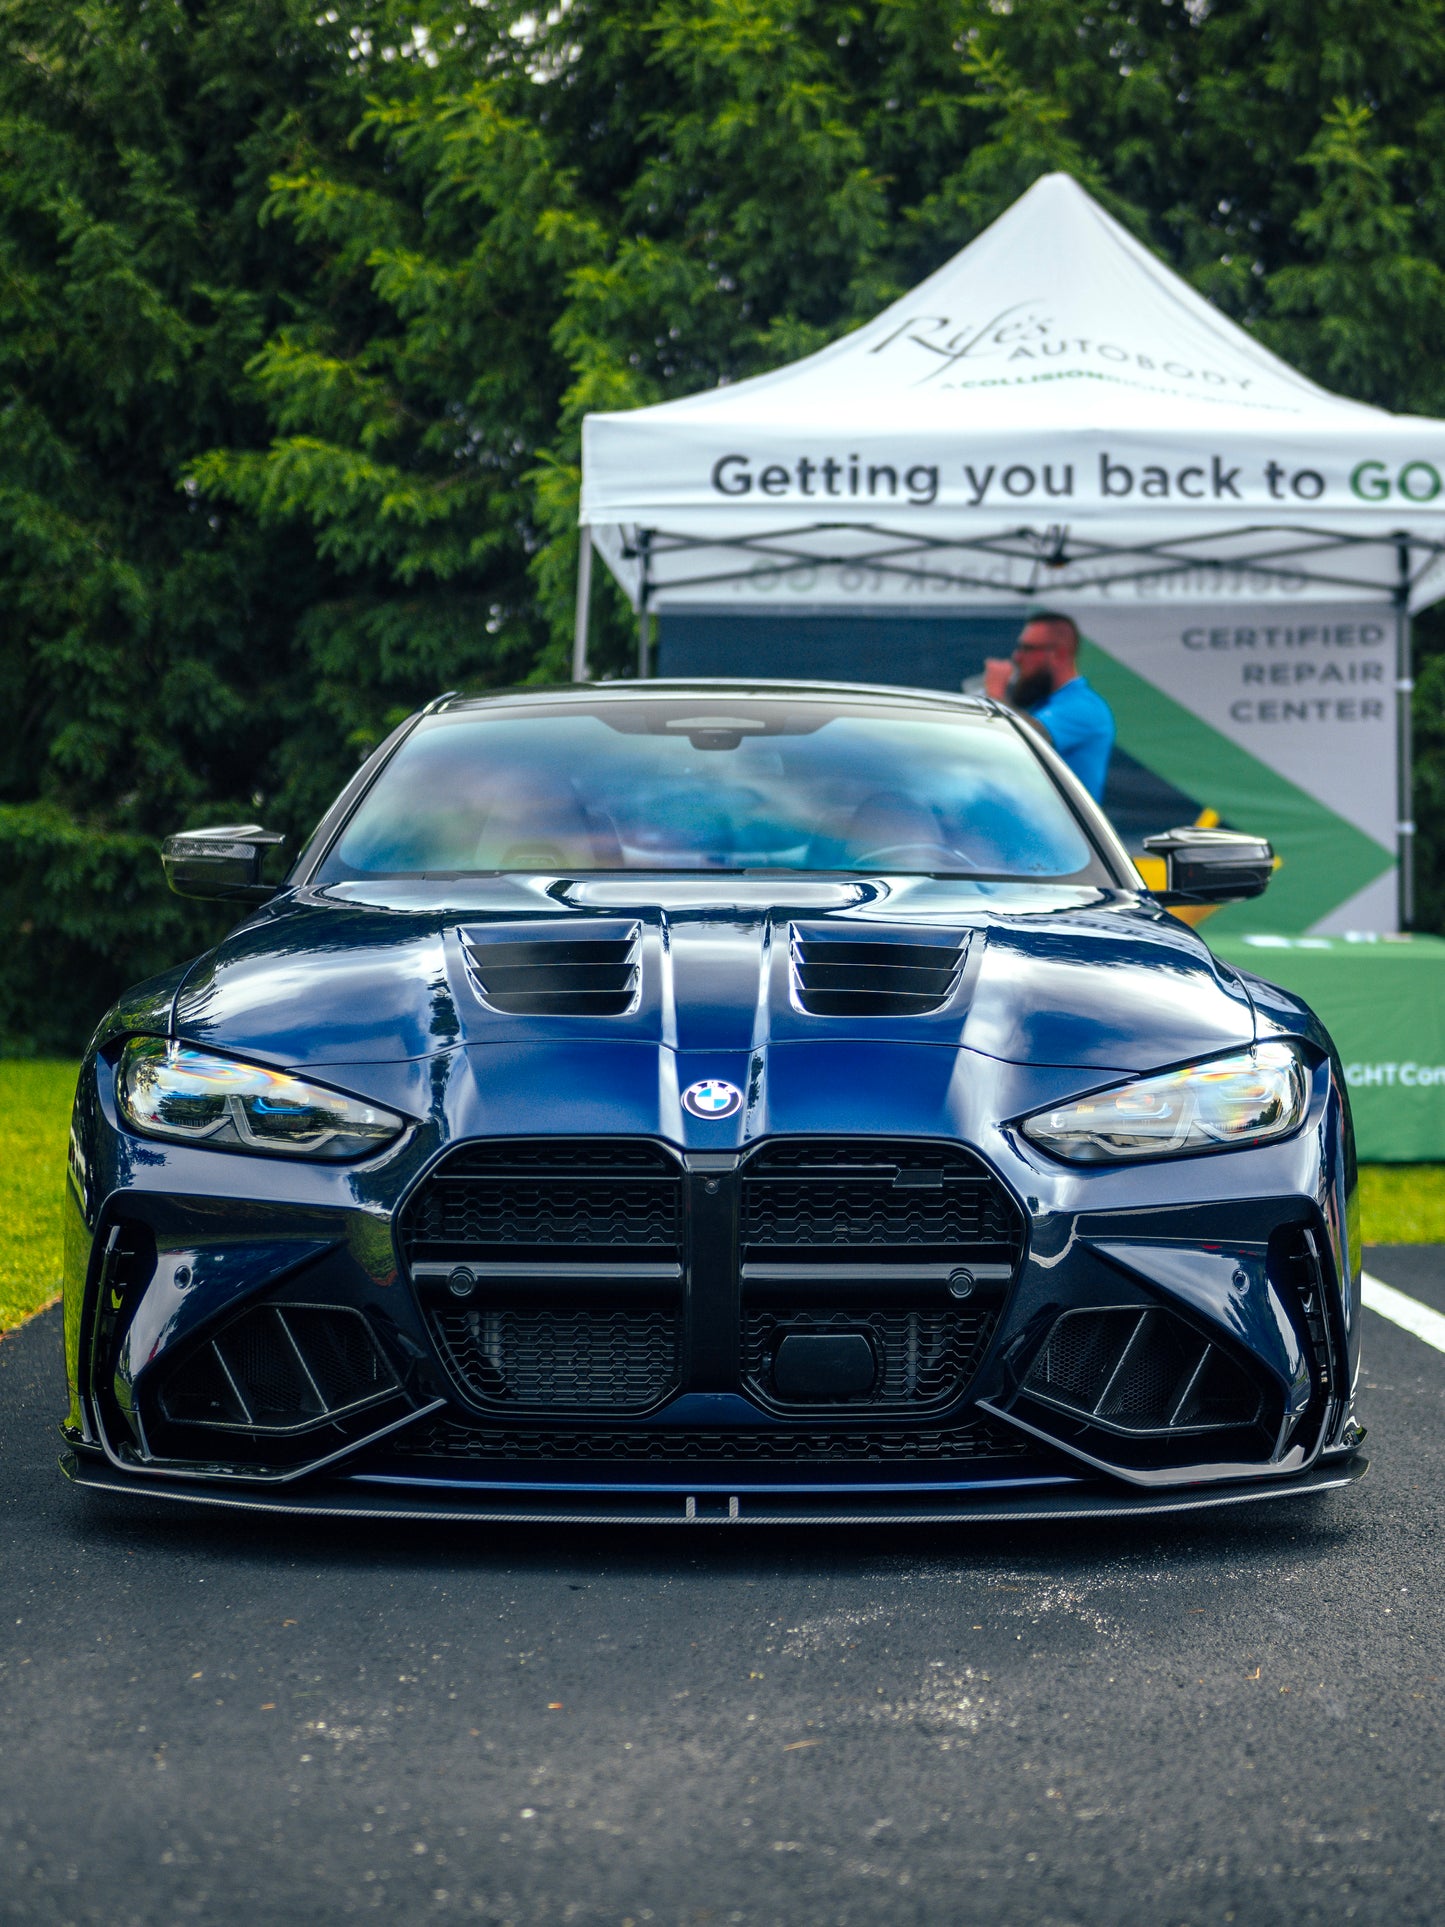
xmin=1210 ymin=933 xmax=1445 ymax=1163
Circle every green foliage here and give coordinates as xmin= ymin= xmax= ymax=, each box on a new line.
xmin=9 ymin=0 xmax=1445 ymax=1047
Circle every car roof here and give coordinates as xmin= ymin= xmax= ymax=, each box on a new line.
xmin=430 ymin=678 xmax=1001 ymax=718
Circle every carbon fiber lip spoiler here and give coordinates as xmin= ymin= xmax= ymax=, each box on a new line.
xmin=62 ymin=1451 xmax=1367 ymax=1527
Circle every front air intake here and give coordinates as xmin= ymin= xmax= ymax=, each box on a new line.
xmin=791 ymin=927 xmax=966 ymax=1016
xmin=1021 ymin=1305 xmax=1262 ymax=1437
xmin=158 ymin=1304 xmax=400 ymax=1435
xmin=463 ymin=920 xmax=640 ymax=1016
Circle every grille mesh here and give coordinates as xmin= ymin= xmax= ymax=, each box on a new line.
xmin=160 ymin=1344 xmax=245 ymax=1428
xmin=742 ymin=1139 xmax=1022 ymax=1258
xmin=1032 ymin=1309 xmax=1141 ymax=1408
xmin=746 ymin=1182 xmax=994 ymax=1247
xmin=221 ymin=1313 xmax=315 ymax=1424
xmin=431 ymin=1307 xmax=681 ymax=1412
xmin=410 ymin=1181 xmax=678 ymax=1253
xmin=286 ymin=1307 xmax=397 ymax=1411
xmin=1095 ymin=1314 xmax=1200 ymax=1427
xmin=393 ymin=1415 xmax=1036 ymax=1465
xmin=400 ymin=1139 xmax=683 ymax=1264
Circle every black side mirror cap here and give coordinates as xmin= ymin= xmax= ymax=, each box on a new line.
xmin=162 ymin=824 xmax=286 ymax=902
xmin=1141 ymin=827 xmax=1274 ymax=906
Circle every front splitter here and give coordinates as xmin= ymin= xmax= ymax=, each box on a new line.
xmin=61 ymin=1451 xmax=1368 ymax=1526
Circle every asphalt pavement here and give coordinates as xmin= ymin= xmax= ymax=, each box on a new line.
xmin=3 ymin=1252 xmax=1444 ymax=1926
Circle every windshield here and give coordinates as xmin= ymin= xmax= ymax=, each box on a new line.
xmin=315 ymin=698 xmax=1102 ymax=882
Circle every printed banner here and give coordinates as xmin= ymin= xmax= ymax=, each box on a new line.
xmin=1079 ymin=601 xmax=1398 ymax=935
xmin=1211 ymin=936 xmax=1445 ymax=1160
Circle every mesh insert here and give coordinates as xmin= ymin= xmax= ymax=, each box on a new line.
xmin=216 ymin=1310 xmax=320 ymax=1425
xmin=431 ymin=1306 xmax=681 ymax=1412
xmin=1022 ymin=1305 xmax=1263 ymax=1437
xmin=1173 ymin=1346 xmax=1262 ymax=1429
xmin=400 ymin=1139 xmax=684 ymax=1264
xmin=392 ymin=1415 xmax=1037 ymax=1465
xmin=157 ymin=1344 xmax=247 ymax=1427
xmin=286 ymin=1307 xmax=395 ymax=1409
xmin=1094 ymin=1311 xmax=1203 ymax=1427
xmin=159 ymin=1305 xmax=398 ymax=1434
xmin=741 ymin=1139 xmax=1022 ymax=1257
xmin=410 ymin=1181 xmax=678 ymax=1251
xmin=1027 ymin=1307 xmax=1139 ymax=1406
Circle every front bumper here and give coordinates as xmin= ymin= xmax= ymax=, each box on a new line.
xmin=62 ymin=1040 xmax=1365 ymax=1522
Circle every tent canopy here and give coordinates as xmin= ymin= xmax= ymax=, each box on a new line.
xmin=580 ymin=174 xmax=1445 ymax=613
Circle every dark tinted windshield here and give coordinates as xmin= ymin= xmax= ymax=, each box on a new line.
xmin=316 ymin=698 xmax=1102 ymax=881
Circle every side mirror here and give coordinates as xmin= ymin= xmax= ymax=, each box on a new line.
xmin=162 ymin=824 xmax=286 ymax=903
xmin=1141 ymin=827 xmax=1274 ymax=906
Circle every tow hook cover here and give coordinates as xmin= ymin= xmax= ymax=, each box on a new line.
xmin=773 ymin=1331 xmax=878 ymax=1401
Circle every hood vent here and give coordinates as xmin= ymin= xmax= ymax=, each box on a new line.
xmin=791 ymin=926 xmax=967 ymax=1017
xmin=464 ymin=920 xmax=641 ymax=1016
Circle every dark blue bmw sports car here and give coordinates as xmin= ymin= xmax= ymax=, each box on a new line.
xmin=60 ymin=680 xmax=1367 ymax=1524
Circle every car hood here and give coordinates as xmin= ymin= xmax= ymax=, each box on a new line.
xmin=166 ymin=875 xmax=1257 ymax=1075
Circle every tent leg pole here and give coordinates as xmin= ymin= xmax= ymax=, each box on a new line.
xmin=571 ymin=526 xmax=593 ymax=683
xmin=636 ymin=530 xmax=653 ymax=679
xmin=1396 ymin=540 xmax=1415 ymax=930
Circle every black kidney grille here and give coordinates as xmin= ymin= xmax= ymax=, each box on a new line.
xmin=409 ymin=1180 xmax=678 ymax=1253
xmin=402 ymin=1141 xmax=685 ymax=1414
xmin=400 ymin=1140 xmax=684 ymax=1264
xmin=792 ymin=931 xmax=966 ymax=1016
xmin=465 ymin=922 xmax=640 ymax=1015
xmin=431 ymin=1307 xmax=681 ymax=1412
xmin=159 ymin=1304 xmax=398 ymax=1435
xmin=742 ymin=1308 xmax=995 ymax=1410
xmin=392 ymin=1414 xmax=1036 ymax=1465
xmin=742 ymin=1140 xmax=1022 ymax=1258
xmin=1023 ymin=1306 xmax=1261 ymax=1436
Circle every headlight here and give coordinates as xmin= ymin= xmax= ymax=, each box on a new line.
xmin=117 ymin=1038 xmax=405 ymax=1160
xmin=1019 ymin=1042 xmax=1309 ymax=1164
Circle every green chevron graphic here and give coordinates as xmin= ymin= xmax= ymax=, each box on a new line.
xmin=1080 ymin=638 xmax=1396 ymax=934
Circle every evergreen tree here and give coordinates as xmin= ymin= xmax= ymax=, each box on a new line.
xmin=9 ymin=0 xmax=1445 ymax=1046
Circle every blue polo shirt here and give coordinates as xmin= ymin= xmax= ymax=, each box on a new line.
xmin=1029 ymin=675 xmax=1115 ymax=801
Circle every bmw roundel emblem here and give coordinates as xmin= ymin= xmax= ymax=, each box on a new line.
xmin=682 ymin=1078 xmax=744 ymax=1120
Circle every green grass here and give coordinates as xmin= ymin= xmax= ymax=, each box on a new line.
xmin=0 ymin=1061 xmax=77 ymax=1332
xmin=1358 ymin=1164 xmax=1445 ymax=1246
xmin=0 ymin=1058 xmax=1442 ymax=1332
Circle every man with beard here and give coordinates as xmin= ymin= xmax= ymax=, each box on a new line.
xmin=982 ymin=611 xmax=1115 ymax=802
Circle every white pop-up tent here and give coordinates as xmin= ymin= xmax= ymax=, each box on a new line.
xmin=578 ymin=172 xmax=1445 ymax=926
